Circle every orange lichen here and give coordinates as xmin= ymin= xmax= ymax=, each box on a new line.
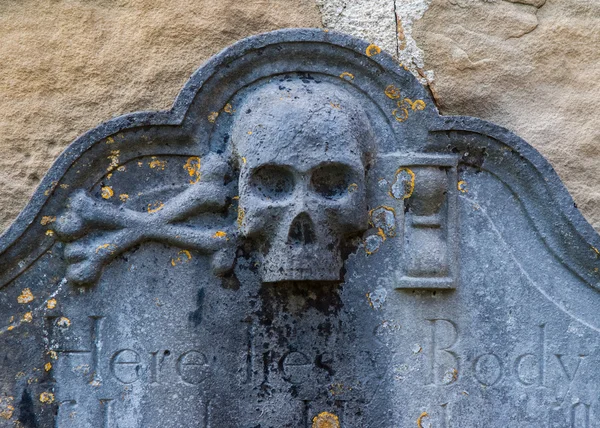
xmin=312 ymin=411 xmax=340 ymax=428
xmin=0 ymin=397 xmax=14 ymax=420
xmin=22 ymin=312 xmax=33 ymax=323
xmin=47 ymin=299 xmax=57 ymax=309
xmin=56 ymin=317 xmax=71 ymax=328
xmin=44 ymin=363 xmax=52 ymax=372
xmin=416 ymin=411 xmax=429 ymax=428
xmin=392 ymin=98 xmax=426 ymax=122
xmin=208 ymin=111 xmax=219 ymax=123
xmin=119 ymin=193 xmax=129 ymax=202
xmin=390 ymin=168 xmax=415 ymax=200
xmin=39 ymin=392 xmax=54 ymax=404
xmin=384 ymin=84 xmax=402 ymax=99
xmin=457 ymin=180 xmax=468 ymax=193
xmin=107 ymin=150 xmax=120 ymax=172
xmin=224 ymin=103 xmax=234 ymax=114
xmin=213 ymin=231 xmax=228 ymax=239
xmin=183 ymin=156 xmax=201 ymax=184
xmin=40 ymin=216 xmax=56 ymax=226
xmin=339 ymin=71 xmax=354 ymax=81
xmin=149 ymin=157 xmax=167 ymax=170
xmin=365 ymin=44 xmax=382 ymax=57
xmin=45 ymin=230 xmax=54 ymax=236
xmin=171 ymin=250 xmax=192 ymax=267
xmin=147 ymin=202 xmax=165 ymax=214
xmin=95 ymin=243 xmax=117 ymax=254
xmin=17 ymin=288 xmax=34 ymax=304
xmin=404 ymin=98 xmax=426 ymax=111
xmin=237 ymin=206 xmax=245 ymax=229
xmin=101 ymin=186 xmax=114 ymax=199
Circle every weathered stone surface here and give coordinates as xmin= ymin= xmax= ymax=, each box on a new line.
xmin=0 ymin=0 xmax=321 ymax=233
xmin=317 ymin=0 xmax=600 ymax=232
xmin=2 ymin=29 xmax=600 ymax=427
xmin=412 ymin=0 xmax=600 ymax=228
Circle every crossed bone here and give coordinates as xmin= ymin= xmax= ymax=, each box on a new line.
xmin=52 ymin=155 xmax=237 ymax=284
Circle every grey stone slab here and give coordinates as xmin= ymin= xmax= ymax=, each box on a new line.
xmin=1 ymin=29 xmax=600 ymax=427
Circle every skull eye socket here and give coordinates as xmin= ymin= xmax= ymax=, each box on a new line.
xmin=311 ymin=163 xmax=354 ymax=200
xmin=249 ymin=165 xmax=294 ymax=200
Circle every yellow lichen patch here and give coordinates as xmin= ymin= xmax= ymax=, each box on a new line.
xmin=48 ymin=351 xmax=58 ymax=360
xmin=101 ymin=186 xmax=114 ymax=199
xmin=224 ymin=103 xmax=234 ymax=114
xmin=22 ymin=312 xmax=33 ymax=323
xmin=59 ymin=183 xmax=69 ymax=189
xmin=237 ymin=206 xmax=246 ymax=229
xmin=366 ymin=292 xmax=374 ymax=308
xmin=147 ymin=202 xmax=165 ymax=214
xmin=56 ymin=317 xmax=71 ymax=328
xmin=377 ymin=228 xmax=387 ymax=241
xmin=119 ymin=193 xmax=129 ymax=202
xmin=106 ymin=136 xmax=115 ymax=144
xmin=312 ymin=411 xmax=340 ymax=428
xmin=213 ymin=230 xmax=228 ymax=239
xmin=404 ymin=98 xmax=426 ymax=111
xmin=7 ymin=326 xmax=15 ymax=331
xmin=390 ymin=168 xmax=415 ymax=200
xmin=45 ymin=230 xmax=54 ymax=237
xmin=365 ymin=44 xmax=382 ymax=57
xmin=457 ymin=180 xmax=468 ymax=193
xmin=183 ymin=156 xmax=201 ymax=184
xmin=117 ymin=165 xmax=126 ymax=172
xmin=247 ymin=130 xmax=253 ymax=135
xmin=348 ymin=183 xmax=358 ymax=193
xmin=17 ymin=288 xmax=34 ymax=304
xmin=47 ymin=299 xmax=57 ymax=309
xmin=95 ymin=243 xmax=117 ymax=254
xmin=107 ymin=150 xmax=120 ymax=172
xmin=39 ymin=392 xmax=54 ymax=404
xmin=241 ymin=157 xmax=247 ymax=165
xmin=392 ymin=98 xmax=426 ymax=122
xmin=592 ymin=246 xmax=600 ymax=257
xmin=171 ymin=249 xmax=192 ymax=267
xmin=416 ymin=411 xmax=429 ymax=428
xmin=339 ymin=71 xmax=354 ymax=81
xmin=44 ymin=181 xmax=58 ymax=196
xmin=149 ymin=156 xmax=167 ymax=170
xmin=208 ymin=111 xmax=219 ymax=123
xmin=40 ymin=216 xmax=56 ymax=226
xmin=329 ymin=102 xmax=341 ymax=109
xmin=0 ymin=396 xmax=14 ymax=420
xmin=392 ymin=105 xmax=409 ymax=122
xmin=44 ymin=362 xmax=52 ymax=372
xmin=384 ymin=84 xmax=402 ymax=99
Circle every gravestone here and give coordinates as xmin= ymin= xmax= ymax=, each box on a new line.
xmin=1 ymin=29 xmax=600 ymax=427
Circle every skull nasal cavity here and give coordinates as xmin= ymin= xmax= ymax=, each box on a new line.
xmin=287 ymin=213 xmax=316 ymax=245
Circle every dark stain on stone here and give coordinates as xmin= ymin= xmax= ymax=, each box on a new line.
xmin=18 ymin=389 xmax=38 ymax=428
xmin=188 ymin=287 xmax=205 ymax=326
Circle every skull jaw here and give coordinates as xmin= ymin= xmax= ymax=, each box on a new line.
xmin=259 ymin=244 xmax=343 ymax=283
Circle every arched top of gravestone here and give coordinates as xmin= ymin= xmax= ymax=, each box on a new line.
xmin=0 ymin=27 xmax=599 ymax=294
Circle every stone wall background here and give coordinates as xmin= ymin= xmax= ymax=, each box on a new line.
xmin=0 ymin=0 xmax=598 ymax=232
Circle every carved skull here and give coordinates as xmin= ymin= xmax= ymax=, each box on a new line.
xmin=232 ymin=79 xmax=374 ymax=282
